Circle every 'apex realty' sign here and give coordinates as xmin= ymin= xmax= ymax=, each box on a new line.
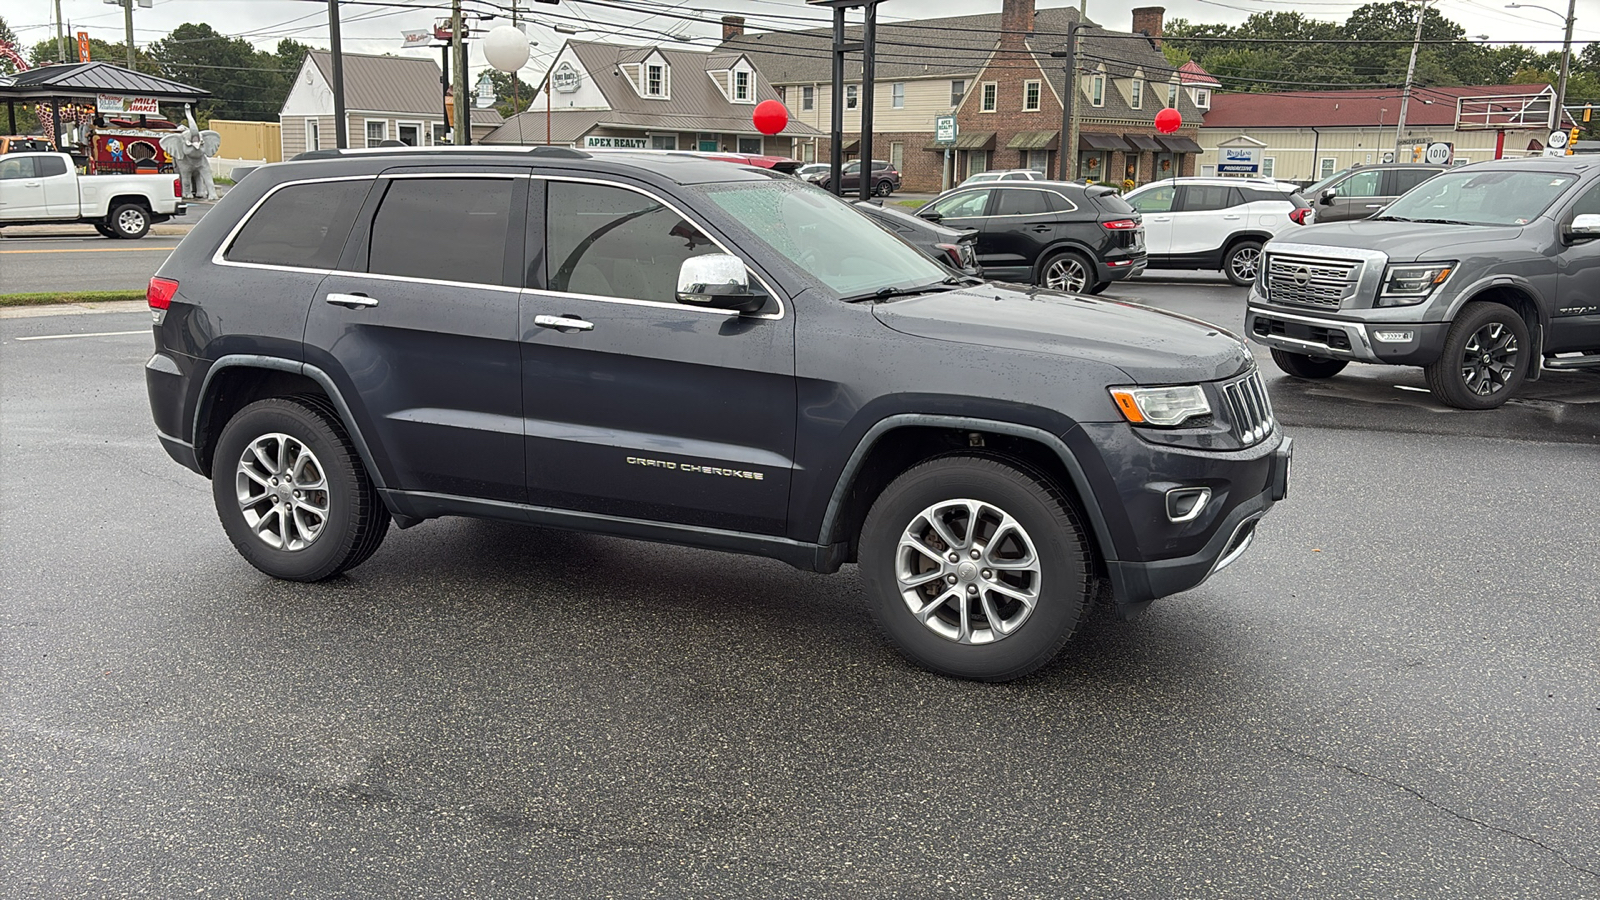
xmin=582 ymin=136 xmax=650 ymax=149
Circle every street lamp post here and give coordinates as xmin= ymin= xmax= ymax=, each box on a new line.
xmin=1506 ymin=0 xmax=1578 ymax=132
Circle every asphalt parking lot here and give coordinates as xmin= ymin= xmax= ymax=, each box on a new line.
xmin=2 ymin=277 xmax=1597 ymax=898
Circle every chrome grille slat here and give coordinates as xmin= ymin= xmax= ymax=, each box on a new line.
xmin=1265 ymin=252 xmax=1362 ymax=310
xmin=1222 ymin=370 xmax=1275 ymax=447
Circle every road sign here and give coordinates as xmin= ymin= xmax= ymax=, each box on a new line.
xmin=1423 ymin=142 xmax=1453 ymax=166
xmin=934 ymin=115 xmax=957 ymax=146
xmin=1545 ymin=129 xmax=1571 ymax=157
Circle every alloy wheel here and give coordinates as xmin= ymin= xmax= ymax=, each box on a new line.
xmin=1459 ymin=322 xmax=1519 ymax=397
xmin=1229 ymin=246 xmax=1261 ymax=282
xmin=235 ymin=432 xmax=330 ymax=551
xmin=118 ymin=208 xmax=146 ymax=235
xmin=895 ymin=499 xmax=1042 ymax=645
xmin=1044 ymin=257 xmax=1089 ymax=293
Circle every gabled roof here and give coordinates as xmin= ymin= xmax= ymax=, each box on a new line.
xmin=306 ymin=50 xmax=442 ymax=117
xmin=1201 ymin=84 xmax=1556 ymax=129
xmin=0 ymin=62 xmax=208 ymax=101
xmin=1178 ymin=61 xmax=1220 ymax=87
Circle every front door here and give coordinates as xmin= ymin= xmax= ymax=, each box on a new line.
xmin=519 ymin=177 xmax=796 ymax=535
xmin=921 ymin=186 xmax=994 ymax=266
xmin=1325 ymin=169 xmax=1384 ymax=221
xmin=0 ymin=155 xmax=45 ymax=218
xmin=37 ymin=154 xmax=79 ymax=218
xmin=1551 ymin=182 xmax=1600 ymax=354
xmin=305 ymin=173 xmax=528 ymax=503
xmin=1127 ymin=183 xmax=1176 ymax=257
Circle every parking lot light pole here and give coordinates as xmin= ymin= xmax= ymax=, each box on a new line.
xmin=1050 ymin=21 xmax=1081 ymax=181
xmin=329 ymin=0 xmax=347 ymax=148
xmin=1506 ymin=0 xmax=1578 ymax=131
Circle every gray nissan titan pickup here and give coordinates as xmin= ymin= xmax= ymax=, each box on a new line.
xmin=1248 ymin=156 xmax=1600 ymax=409
xmin=145 ymin=147 xmax=1290 ymax=681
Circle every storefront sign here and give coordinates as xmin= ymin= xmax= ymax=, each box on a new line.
xmin=934 ymin=115 xmax=957 ymax=146
xmin=76 ymin=31 xmax=91 ymax=63
xmin=552 ymin=62 xmax=581 ymax=94
xmin=97 ymin=93 xmax=160 ymax=116
xmin=1217 ymin=145 xmax=1261 ymax=175
xmin=582 ymin=136 xmax=650 ymax=149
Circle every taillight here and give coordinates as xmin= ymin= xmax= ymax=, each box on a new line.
xmin=173 ymin=178 xmax=182 ymax=198
xmin=933 ymin=242 xmax=964 ymax=269
xmin=1289 ymin=208 xmax=1311 ymax=225
xmin=148 ymin=277 xmax=178 ymax=310
xmin=1101 ymin=219 xmax=1139 ymax=230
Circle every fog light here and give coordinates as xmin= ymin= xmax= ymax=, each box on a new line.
xmin=1372 ymin=330 xmax=1414 ymax=343
xmin=1165 ymin=487 xmax=1212 ymax=523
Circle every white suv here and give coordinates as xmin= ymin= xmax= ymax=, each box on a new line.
xmin=959 ymin=169 xmax=1047 ymax=187
xmin=1124 ymin=178 xmax=1313 ymax=286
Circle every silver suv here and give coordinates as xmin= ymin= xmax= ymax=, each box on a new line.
xmin=1248 ymin=157 xmax=1600 ymax=408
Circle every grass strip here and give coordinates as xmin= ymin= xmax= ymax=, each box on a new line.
xmin=893 ymin=199 xmax=928 ymax=209
xmin=0 ymin=290 xmax=146 ymax=307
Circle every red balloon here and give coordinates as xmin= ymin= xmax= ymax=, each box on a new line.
xmin=752 ymin=99 xmax=789 ymax=137
xmin=1154 ymin=107 xmax=1183 ymax=135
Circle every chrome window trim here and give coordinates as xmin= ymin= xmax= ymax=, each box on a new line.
xmin=535 ymin=174 xmax=787 ymax=321
xmin=985 ymin=186 xmax=1081 ymax=218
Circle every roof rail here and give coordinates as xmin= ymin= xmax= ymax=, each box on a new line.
xmin=288 ymin=146 xmax=591 ymax=163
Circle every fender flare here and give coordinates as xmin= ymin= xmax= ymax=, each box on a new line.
xmin=814 ymin=414 xmax=1120 ymax=565
xmin=1443 ymin=274 xmax=1550 ymax=328
xmin=192 ymin=354 xmax=388 ymax=489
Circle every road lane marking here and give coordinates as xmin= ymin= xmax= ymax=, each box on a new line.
xmin=15 ymin=329 xmax=149 ymax=341
xmin=0 ymin=247 xmax=173 ymax=254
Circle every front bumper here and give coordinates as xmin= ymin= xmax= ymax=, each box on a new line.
xmin=1246 ymin=300 xmax=1448 ymax=367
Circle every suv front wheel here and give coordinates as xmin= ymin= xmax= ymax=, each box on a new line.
xmin=859 ymin=456 xmax=1091 ymax=682
xmin=1223 ymin=240 xmax=1263 ymax=287
xmin=212 ymin=397 xmax=390 ymax=581
xmin=1424 ymin=302 xmax=1529 ymax=410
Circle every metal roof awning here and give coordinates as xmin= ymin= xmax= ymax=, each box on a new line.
xmin=1078 ymin=132 xmax=1130 ymax=152
xmin=1006 ymin=130 xmax=1059 ymax=151
xmin=0 ymin=62 xmax=209 ymax=102
xmin=1124 ymin=134 xmax=1164 ymax=152
xmin=1158 ymin=135 xmax=1204 ymax=153
xmin=924 ymin=131 xmax=995 ymax=151
xmin=840 ymin=138 xmax=859 ymax=152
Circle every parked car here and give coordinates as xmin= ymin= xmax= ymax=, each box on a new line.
xmin=809 ymin=159 xmax=902 ymax=196
xmin=853 ymin=199 xmax=982 ymax=277
xmin=959 ymin=169 xmax=1047 ymax=187
xmin=1124 ymin=177 xmax=1314 ymax=286
xmin=795 ymin=162 xmax=830 ymax=181
xmin=0 ymin=151 xmax=185 ymax=238
xmin=917 ymin=181 xmax=1146 ymax=293
xmin=1293 ymin=163 xmax=1446 ymax=223
xmin=1 ymin=135 xmax=55 ymax=154
xmin=1248 ymin=156 xmax=1600 ymax=409
xmin=145 ymin=145 xmax=1289 ymax=681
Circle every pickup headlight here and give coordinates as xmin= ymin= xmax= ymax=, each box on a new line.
xmin=1109 ymin=385 xmax=1211 ymax=427
xmin=1378 ymin=263 xmax=1454 ymax=306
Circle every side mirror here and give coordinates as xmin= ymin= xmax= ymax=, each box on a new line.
xmin=676 ymin=254 xmax=767 ymax=314
xmin=919 ymin=209 xmax=943 ymax=222
xmin=1319 ymin=188 xmax=1338 ymax=206
xmin=1569 ymin=213 xmax=1600 ymax=241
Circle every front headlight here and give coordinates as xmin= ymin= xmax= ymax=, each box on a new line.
xmin=1108 ymin=385 xmax=1211 ymax=427
xmin=1378 ymin=262 xmax=1455 ymax=306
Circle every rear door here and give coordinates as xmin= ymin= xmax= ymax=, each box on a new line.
xmin=305 ymin=171 xmax=529 ymax=503
xmin=984 ymin=186 xmax=1064 ymax=280
xmin=0 ymin=155 xmax=44 ymax=218
xmin=518 ymin=176 xmax=796 ymax=535
xmin=1384 ymin=167 xmax=1442 ymax=208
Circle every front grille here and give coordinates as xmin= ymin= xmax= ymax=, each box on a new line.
xmin=1266 ymin=253 xmax=1361 ymax=309
xmin=1222 ymin=370 xmax=1275 ymax=447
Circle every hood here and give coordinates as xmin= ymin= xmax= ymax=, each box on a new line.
xmin=872 ymin=283 xmax=1253 ymax=384
xmin=1276 ymin=220 xmax=1529 ymax=263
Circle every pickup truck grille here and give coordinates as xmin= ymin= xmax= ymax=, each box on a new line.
xmin=1222 ymin=370 xmax=1275 ymax=447
xmin=1265 ymin=253 xmax=1361 ymax=309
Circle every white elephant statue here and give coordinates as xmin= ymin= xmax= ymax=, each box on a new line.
xmin=160 ymin=107 xmax=222 ymax=201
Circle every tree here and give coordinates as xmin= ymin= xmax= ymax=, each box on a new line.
xmin=486 ymin=69 xmax=537 ymax=121
xmin=148 ymin=24 xmax=287 ymax=123
xmin=29 ymin=36 xmax=160 ymax=72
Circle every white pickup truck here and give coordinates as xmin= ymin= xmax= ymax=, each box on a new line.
xmin=0 ymin=152 xmax=186 ymax=239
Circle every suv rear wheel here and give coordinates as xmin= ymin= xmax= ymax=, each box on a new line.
xmin=212 ymin=397 xmax=390 ymax=581
xmin=859 ymin=456 xmax=1090 ymax=682
xmin=1223 ymin=240 xmax=1263 ymax=287
xmin=1271 ymin=348 xmax=1348 ymax=379
xmin=1424 ymin=302 xmax=1529 ymax=410
xmin=874 ymin=179 xmax=894 ymax=197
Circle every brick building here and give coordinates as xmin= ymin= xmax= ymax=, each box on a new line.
xmin=722 ymin=0 xmax=1204 ymax=192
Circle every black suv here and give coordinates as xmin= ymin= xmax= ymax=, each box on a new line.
xmin=916 ymin=181 xmax=1146 ymax=294
xmin=145 ymin=147 xmax=1290 ymax=681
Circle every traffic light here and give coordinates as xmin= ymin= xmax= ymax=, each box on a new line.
xmin=1571 ymin=126 xmax=1581 ymax=155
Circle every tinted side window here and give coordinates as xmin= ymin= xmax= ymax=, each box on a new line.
xmin=1092 ymin=191 xmax=1136 ymax=215
xmin=1181 ymin=185 xmax=1242 ymax=211
xmin=0 ymin=156 xmax=35 ymax=180
xmin=1240 ymin=187 xmax=1290 ymax=204
xmin=546 ymin=181 xmax=719 ymax=303
xmin=35 ymin=156 xmax=69 ymax=177
xmin=225 ymin=180 xmax=369 ymax=269
xmin=994 ymin=189 xmax=1052 ymax=217
xmin=369 ymin=178 xmax=513 ymax=284
xmin=1571 ymin=183 xmax=1600 ymax=218
xmin=1390 ymin=169 xmax=1437 ymax=195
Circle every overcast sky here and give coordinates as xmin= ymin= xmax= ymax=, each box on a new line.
xmin=9 ymin=0 xmax=1590 ymax=83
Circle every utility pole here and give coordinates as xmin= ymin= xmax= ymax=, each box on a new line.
xmin=1554 ymin=0 xmax=1576 ymax=133
xmin=453 ymin=0 xmax=469 ymax=145
xmin=1392 ymin=0 xmax=1427 ymax=157
xmin=124 ymin=0 xmax=135 ymax=70
xmin=857 ymin=2 xmax=877 ymax=202
xmin=1052 ymin=22 xmax=1081 ymax=181
xmin=55 ymin=0 xmax=67 ymax=64
xmin=329 ymin=0 xmax=347 ymax=148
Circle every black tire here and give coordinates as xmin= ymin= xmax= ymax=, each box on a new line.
xmin=1038 ymin=249 xmax=1098 ymax=294
xmin=1423 ymin=302 xmax=1530 ymax=409
xmin=1271 ymin=348 xmax=1349 ymax=379
xmin=94 ymin=223 xmax=118 ymax=239
xmin=1223 ymin=240 xmax=1263 ymax=287
xmin=212 ymin=397 xmax=389 ymax=581
xmin=108 ymin=202 xmax=150 ymax=239
xmin=859 ymin=456 xmax=1091 ymax=682
xmin=875 ymin=179 xmax=894 ymax=197
xmin=1086 ymin=280 xmax=1111 ymax=295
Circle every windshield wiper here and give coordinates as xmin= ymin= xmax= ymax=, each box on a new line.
xmin=842 ymin=276 xmax=973 ymax=303
xmin=1372 ymin=215 xmax=1413 ymax=222
xmin=1411 ymin=218 xmax=1477 ymax=226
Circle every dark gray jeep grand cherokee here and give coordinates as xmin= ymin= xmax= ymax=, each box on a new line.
xmin=145 ymin=147 xmax=1290 ymax=681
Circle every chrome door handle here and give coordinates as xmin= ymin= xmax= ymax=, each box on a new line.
xmin=1222 ymin=215 xmax=1242 ymax=220
xmin=326 ymin=293 xmax=378 ymax=309
xmin=535 ymin=314 xmax=594 ymax=332
xmin=1365 ymin=204 xmax=1384 ymax=208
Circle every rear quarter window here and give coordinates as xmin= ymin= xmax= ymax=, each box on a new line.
xmin=224 ymin=180 xmax=370 ymax=269
xmin=1091 ymin=191 xmax=1136 ymax=215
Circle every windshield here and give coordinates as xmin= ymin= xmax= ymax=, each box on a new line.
xmin=701 ymin=179 xmax=949 ymax=298
xmin=1381 ymin=169 xmax=1577 ymax=226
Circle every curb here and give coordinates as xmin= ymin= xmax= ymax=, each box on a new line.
xmin=2 ymin=225 xmax=192 ymax=238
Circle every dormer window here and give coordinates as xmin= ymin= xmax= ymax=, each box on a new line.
xmin=1194 ymin=88 xmax=1210 ymax=109
xmin=734 ymin=70 xmax=750 ymax=101
xmin=647 ymin=64 xmax=665 ymax=97
xmin=1090 ymin=74 xmax=1105 ymax=108
xmin=1167 ymin=82 xmax=1178 ymax=107
xmin=1130 ymin=80 xmax=1142 ymax=110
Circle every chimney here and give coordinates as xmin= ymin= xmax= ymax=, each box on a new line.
xmin=722 ymin=15 xmax=745 ymax=41
xmin=1132 ymin=7 xmax=1165 ymax=47
xmin=1000 ymin=0 xmax=1036 ymax=48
